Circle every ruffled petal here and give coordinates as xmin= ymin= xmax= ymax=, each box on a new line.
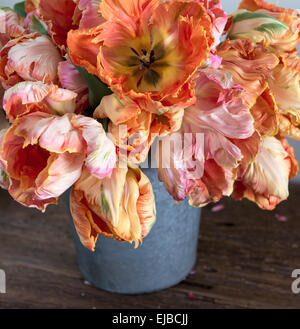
xmin=233 ymin=136 xmax=293 ymax=210
xmin=70 ymin=165 xmax=156 ymax=250
xmin=77 ymin=0 xmax=105 ymax=29
xmin=96 ymin=0 xmax=211 ymax=113
xmin=0 ymin=125 xmax=58 ymax=211
xmin=70 ymin=186 xmax=115 ymax=251
xmin=208 ymin=0 xmax=228 ymax=48
xmin=100 ymin=0 xmax=159 ymax=32
xmin=218 ymin=39 xmax=279 ymax=108
xmin=72 ymin=115 xmax=117 ymax=178
xmin=157 ymin=133 xmax=199 ymax=202
xmin=3 ymin=81 xmax=77 ymax=121
xmin=67 ymin=27 xmax=102 ymax=76
xmin=229 ymin=9 xmax=289 ymax=47
xmin=250 ymin=88 xmax=278 ymax=137
xmin=236 ymin=0 xmax=300 ymax=53
xmin=94 ymin=93 xmax=140 ymax=125
xmin=9 ymin=178 xmax=57 ymax=212
xmin=185 ymin=98 xmax=254 ymax=140
xmin=268 ymin=54 xmax=300 ymax=139
xmin=37 ymin=114 xmax=85 ymax=154
xmin=188 ymin=160 xmax=236 ymax=207
xmin=35 ymin=152 xmax=84 ymax=199
xmin=5 ymin=35 xmax=62 ymax=83
xmin=58 ymin=60 xmax=88 ymax=94
xmin=0 ymin=8 xmax=25 ymax=41
xmin=0 ymin=127 xmax=9 ymax=190
xmin=204 ymin=130 xmax=243 ymax=169
xmin=38 ymin=0 xmax=78 ymax=51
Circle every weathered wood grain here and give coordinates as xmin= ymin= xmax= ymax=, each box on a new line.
xmin=0 ymin=185 xmax=299 ymax=309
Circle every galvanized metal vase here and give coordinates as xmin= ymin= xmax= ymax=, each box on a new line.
xmin=70 ymin=168 xmax=201 ymax=294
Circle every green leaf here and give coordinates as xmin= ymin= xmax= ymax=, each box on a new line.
xmin=13 ymin=1 xmax=26 ymax=17
xmin=100 ymin=118 xmax=109 ymax=132
xmin=31 ymin=14 xmax=49 ymax=36
xmin=74 ymin=65 xmax=113 ymax=109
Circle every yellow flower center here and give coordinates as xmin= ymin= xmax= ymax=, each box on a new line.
xmin=107 ymin=28 xmax=182 ymax=93
xmin=128 ymin=43 xmax=168 ymax=90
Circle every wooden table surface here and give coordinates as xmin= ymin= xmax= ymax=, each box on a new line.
xmin=0 ymin=184 xmax=300 ymax=309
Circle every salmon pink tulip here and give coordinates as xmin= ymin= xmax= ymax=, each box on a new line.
xmin=94 ymin=93 xmax=184 ymax=163
xmin=37 ymin=0 xmax=103 ymax=52
xmin=233 ymin=136 xmax=298 ymax=210
xmin=157 ymin=67 xmax=255 ymax=206
xmin=0 ymin=111 xmax=116 ymax=211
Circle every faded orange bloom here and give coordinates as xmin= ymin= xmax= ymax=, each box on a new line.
xmin=268 ymin=54 xmax=300 ymax=140
xmin=68 ymin=0 xmax=220 ymax=113
xmin=70 ymin=166 xmax=156 ymax=251
xmin=219 ymin=39 xmax=300 ymax=141
xmin=233 ymin=136 xmax=298 ymax=210
xmin=228 ymin=0 xmax=300 ymax=54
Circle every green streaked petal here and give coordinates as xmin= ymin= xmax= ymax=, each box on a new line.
xmin=233 ymin=11 xmax=288 ymax=30
xmin=255 ymin=23 xmax=289 ymax=35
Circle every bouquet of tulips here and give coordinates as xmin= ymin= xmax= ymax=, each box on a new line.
xmin=0 ymin=0 xmax=299 ymax=251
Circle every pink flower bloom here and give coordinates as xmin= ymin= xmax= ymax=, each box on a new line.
xmin=36 ymin=0 xmax=103 ymax=52
xmin=0 ymin=111 xmax=10 ymax=190
xmin=157 ymin=67 xmax=254 ymax=206
xmin=0 ymin=8 xmax=25 ymax=48
xmin=0 ymin=111 xmax=116 ymax=211
xmin=38 ymin=0 xmax=78 ymax=52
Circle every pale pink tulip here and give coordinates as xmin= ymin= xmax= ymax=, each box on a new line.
xmin=157 ymin=67 xmax=254 ymax=206
xmin=0 ymin=33 xmax=62 ymax=89
xmin=3 ymin=81 xmax=77 ymax=122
